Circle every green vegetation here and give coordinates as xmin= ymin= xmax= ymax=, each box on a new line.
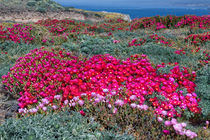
xmin=0 ymin=0 xmax=64 ymax=12
xmin=0 ymin=15 xmax=209 ymax=139
xmin=0 ymin=111 xmax=134 ymax=140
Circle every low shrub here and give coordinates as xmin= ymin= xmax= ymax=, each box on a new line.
xmin=0 ymin=111 xmax=134 ymax=140
xmin=195 ymin=66 xmax=210 ymax=119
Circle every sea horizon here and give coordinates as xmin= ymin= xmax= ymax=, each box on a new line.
xmin=61 ymin=5 xmax=210 ymax=19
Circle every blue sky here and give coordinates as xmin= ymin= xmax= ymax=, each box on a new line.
xmin=54 ymin=0 xmax=209 ymax=8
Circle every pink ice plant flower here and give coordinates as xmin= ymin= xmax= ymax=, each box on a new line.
xmin=115 ymin=99 xmax=124 ymax=107
xmin=130 ymin=103 xmax=137 ymax=108
xmin=157 ymin=117 xmax=163 ymax=122
xmin=78 ymin=100 xmax=84 ymax=106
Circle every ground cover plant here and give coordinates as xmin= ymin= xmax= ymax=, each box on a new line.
xmin=0 ymin=15 xmax=209 ymax=139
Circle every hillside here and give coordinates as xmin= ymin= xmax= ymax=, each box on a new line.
xmin=0 ymin=0 xmax=64 ymax=12
xmin=0 ymin=0 xmax=131 ymax=22
xmin=0 ymin=15 xmax=209 ymax=139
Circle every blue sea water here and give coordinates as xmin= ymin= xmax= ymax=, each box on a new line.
xmin=67 ymin=6 xmax=210 ymax=19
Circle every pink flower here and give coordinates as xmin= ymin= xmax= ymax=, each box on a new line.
xmin=130 ymin=103 xmax=137 ymax=108
xmin=52 ymin=105 xmax=58 ymax=110
xmin=39 ymin=103 xmax=44 ymax=108
xmin=78 ymin=100 xmax=84 ymax=106
xmin=108 ymin=104 xmax=112 ymax=109
xmin=42 ymin=98 xmax=49 ymax=105
xmin=161 ymin=111 xmax=167 ymax=116
xmin=173 ymin=123 xmax=182 ymax=132
xmin=185 ymin=130 xmax=192 ymax=137
xmin=165 ymin=121 xmax=172 ymax=126
xmin=113 ymin=108 xmax=118 ymax=114
xmin=81 ymin=93 xmax=87 ymax=97
xmin=171 ymin=118 xmax=177 ymax=125
xmin=142 ymin=105 xmax=148 ymax=110
xmin=111 ymin=91 xmax=116 ymax=95
xmin=181 ymin=122 xmax=187 ymax=127
xmin=70 ymin=102 xmax=76 ymax=107
xmin=103 ymin=89 xmax=109 ymax=93
xmin=91 ymin=92 xmax=96 ymax=97
xmin=18 ymin=108 xmax=24 ymax=113
xmin=64 ymin=100 xmax=69 ymax=105
xmin=113 ymin=40 xmax=120 ymax=43
xmin=42 ymin=106 xmax=47 ymax=111
xmin=94 ymin=98 xmax=101 ymax=103
xmin=54 ymin=95 xmax=61 ymax=100
xmin=206 ymin=121 xmax=209 ymax=125
xmin=157 ymin=117 xmax=163 ymax=122
xmin=115 ymin=99 xmax=124 ymax=107
xmin=130 ymin=95 xmax=137 ymax=101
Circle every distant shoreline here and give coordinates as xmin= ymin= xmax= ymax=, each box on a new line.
xmin=63 ymin=7 xmax=209 ymax=19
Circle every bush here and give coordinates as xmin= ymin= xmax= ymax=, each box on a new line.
xmin=62 ymin=35 xmax=200 ymax=68
xmin=0 ymin=111 xmax=134 ymax=140
xmin=36 ymin=7 xmax=46 ymax=13
xmin=195 ymin=66 xmax=210 ymax=119
xmin=27 ymin=1 xmax=36 ymax=7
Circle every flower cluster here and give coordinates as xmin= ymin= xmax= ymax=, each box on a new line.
xmin=0 ymin=15 xmax=209 ymax=45
xmin=160 ymin=117 xmax=198 ymax=139
xmin=0 ymin=24 xmax=34 ymax=43
xmin=149 ymin=34 xmax=174 ymax=47
xmin=185 ymin=32 xmax=210 ymax=46
xmin=2 ymin=47 xmax=201 ymax=119
xmin=131 ymin=15 xmax=210 ymax=30
xmin=128 ymin=38 xmax=146 ymax=47
xmin=128 ymin=34 xmax=174 ymax=47
xmin=113 ymin=40 xmax=120 ymax=43
xmin=174 ymin=49 xmax=186 ymax=55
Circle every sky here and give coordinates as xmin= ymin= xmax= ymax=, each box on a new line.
xmin=54 ymin=0 xmax=209 ymax=8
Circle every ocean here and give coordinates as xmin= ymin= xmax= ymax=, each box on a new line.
xmin=66 ymin=6 xmax=210 ymax=19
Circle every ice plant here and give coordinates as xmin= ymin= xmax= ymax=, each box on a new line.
xmin=1 ymin=47 xmax=204 ymax=138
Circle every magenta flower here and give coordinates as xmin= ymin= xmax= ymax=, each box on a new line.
xmin=163 ymin=130 xmax=170 ymax=135
xmin=80 ymin=110 xmax=86 ymax=116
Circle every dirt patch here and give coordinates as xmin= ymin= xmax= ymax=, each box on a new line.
xmin=0 ymin=84 xmax=18 ymax=124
